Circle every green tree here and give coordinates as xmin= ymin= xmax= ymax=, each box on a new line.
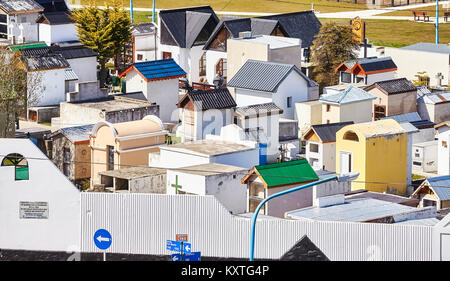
xmin=0 ymin=50 xmax=42 ymax=137
xmin=71 ymin=0 xmax=131 ymax=87
xmin=310 ymin=22 xmax=360 ymax=89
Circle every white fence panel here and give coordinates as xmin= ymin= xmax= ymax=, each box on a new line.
xmin=80 ymin=193 xmax=433 ymax=260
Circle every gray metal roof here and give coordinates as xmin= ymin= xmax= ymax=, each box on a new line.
xmin=24 ymin=53 xmax=70 ymax=70
xmin=235 ymin=102 xmax=283 ymax=117
xmin=227 ymin=60 xmax=317 ymax=93
xmin=0 ymin=0 xmax=43 ymax=13
xmin=381 ymin=112 xmax=422 ymax=123
xmin=394 ymin=217 xmax=440 ymax=226
xmin=319 ymin=86 xmax=376 ymax=105
xmin=427 ymin=175 xmax=450 ymax=201
xmin=132 ymin=22 xmax=156 ymax=35
xmin=310 ymin=121 xmax=354 ymax=143
xmin=366 ymin=78 xmax=417 ymax=95
xmin=180 ymin=88 xmax=236 ymax=110
xmin=98 ymin=167 xmax=166 ymax=180
xmin=285 ymin=198 xmax=421 ymax=222
xmin=419 ymin=90 xmax=450 ymax=104
xmin=401 ymin=43 xmax=450 ymax=54
xmin=64 ymin=68 xmax=78 ymax=81
xmin=53 ymin=124 xmax=94 ymax=143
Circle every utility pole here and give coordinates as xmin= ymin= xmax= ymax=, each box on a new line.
xmin=153 ymin=0 xmax=156 ymax=23
xmin=436 ymin=0 xmax=439 ymax=44
xmin=130 ymin=0 xmax=134 ymax=23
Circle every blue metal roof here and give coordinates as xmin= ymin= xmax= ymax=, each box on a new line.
xmin=132 ymin=59 xmax=186 ymax=81
xmin=427 ymin=175 xmax=450 ymax=200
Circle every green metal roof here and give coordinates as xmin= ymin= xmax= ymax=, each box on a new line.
xmin=255 ymin=158 xmax=318 ymax=187
xmin=8 ymin=42 xmax=48 ymax=52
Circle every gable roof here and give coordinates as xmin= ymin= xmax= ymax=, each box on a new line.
xmin=418 ymin=90 xmax=450 ymax=104
xmin=178 ymin=88 xmax=236 ymax=111
xmin=23 ymin=53 xmax=70 ymax=71
xmin=235 ymin=102 xmax=283 ymax=118
xmin=259 ymin=10 xmax=321 ymax=47
xmin=34 ymin=0 xmax=69 ymax=12
xmin=119 ymin=58 xmax=186 ymax=82
xmin=19 ymin=45 xmax=97 ymax=59
xmin=159 ymin=6 xmax=219 ymax=48
xmin=401 ymin=43 xmax=450 ymax=55
xmin=8 ymin=42 xmax=48 ymax=52
xmin=49 ymin=124 xmax=94 ymax=143
xmin=335 ymin=56 xmax=378 ymax=72
xmin=306 ymin=121 xmax=354 ymax=143
xmin=353 ymin=57 xmax=397 ymax=74
xmin=132 ymin=22 xmax=157 ymax=36
xmin=204 ymin=10 xmax=320 ymax=50
xmin=227 ymin=60 xmax=317 ymax=93
xmin=365 ymin=78 xmax=417 ymax=95
xmin=319 ymin=86 xmax=376 ymax=105
xmin=36 ymin=11 xmax=73 ymax=25
xmin=0 ymin=0 xmax=43 ymax=14
xmin=241 ymin=158 xmax=318 ymax=188
xmin=380 ymin=112 xmax=422 ymax=123
xmin=412 ymin=175 xmax=450 ymax=201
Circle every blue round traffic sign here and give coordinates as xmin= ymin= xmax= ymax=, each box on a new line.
xmin=94 ymin=229 xmax=112 ymax=250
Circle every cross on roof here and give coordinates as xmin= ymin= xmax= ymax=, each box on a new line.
xmin=171 ymin=175 xmax=182 ymax=194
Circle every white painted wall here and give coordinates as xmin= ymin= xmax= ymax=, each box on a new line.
xmin=7 ymin=13 xmax=40 ymax=43
xmin=366 ymin=71 xmax=396 ymax=86
xmin=158 ymin=44 xmax=202 ymax=83
xmin=39 ymin=23 xmax=78 ymax=46
xmin=134 ymin=35 xmax=156 ymax=62
xmin=339 ymin=100 xmax=374 ymax=124
xmin=0 ymin=139 xmax=80 ymax=252
xmin=412 ymin=128 xmax=435 ymax=144
xmin=385 ymin=47 xmax=450 ymax=87
xmin=205 ymin=50 xmax=227 ymax=85
xmin=67 ymin=57 xmax=97 ymax=83
xmin=306 ymin=141 xmax=323 ymax=171
xmin=295 ymin=101 xmax=322 ymax=137
xmin=438 ymin=130 xmax=450 ymax=175
xmin=30 ymin=68 xmax=67 ymax=107
xmin=412 ymin=141 xmax=438 ymax=173
xmin=125 ymin=68 xmax=180 ymax=123
xmin=166 ymin=169 xmax=248 ymax=214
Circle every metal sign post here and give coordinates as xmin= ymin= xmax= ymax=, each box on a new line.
xmin=94 ymin=229 xmax=112 ymax=262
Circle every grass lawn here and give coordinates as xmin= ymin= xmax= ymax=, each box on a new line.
xmin=320 ymin=18 xmax=450 ymax=47
xmin=378 ymin=4 xmax=448 ymax=17
xmin=76 ymin=0 xmax=368 ymax=14
xmin=412 ymin=174 xmax=426 ymax=181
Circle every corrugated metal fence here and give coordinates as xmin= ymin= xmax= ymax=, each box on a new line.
xmin=80 ymin=193 xmax=433 ymax=260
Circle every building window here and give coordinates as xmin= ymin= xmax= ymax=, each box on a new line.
xmin=341 ymin=72 xmax=351 ymax=83
xmin=443 ymin=141 xmax=448 ymax=148
xmin=343 ymin=131 xmax=359 ymax=142
xmin=413 ymin=161 xmax=422 ymax=166
xmin=137 ymin=54 xmax=143 ymax=61
xmin=216 ymin=58 xmax=227 ymax=78
xmin=1 ymin=153 xmax=29 ymax=180
xmin=326 ymin=104 xmax=331 ymax=112
xmin=107 ymin=145 xmax=114 ymax=171
xmin=309 ymin=143 xmax=319 ymax=153
xmin=63 ymin=148 xmax=71 ymax=177
xmin=199 ymin=52 xmax=206 ymax=77
xmin=355 ymin=76 xmax=364 ymax=83
xmin=287 ymin=96 xmax=292 ymax=108
xmin=374 ymin=105 xmax=386 ymax=120
xmin=162 ymin=52 xmax=172 ymax=59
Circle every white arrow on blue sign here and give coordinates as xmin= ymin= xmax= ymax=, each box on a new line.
xmin=172 ymin=253 xmax=181 ymax=261
xmin=183 ymin=242 xmax=192 ymax=254
xmin=94 ymin=229 xmax=112 ymax=250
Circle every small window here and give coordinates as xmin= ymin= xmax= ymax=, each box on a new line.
xmin=287 ymin=97 xmax=292 ymax=108
xmin=341 ymin=72 xmax=351 ymax=83
xmin=326 ymin=104 xmax=331 ymax=112
xmin=443 ymin=141 xmax=448 ymax=148
xmin=415 ymin=153 xmax=420 ymax=158
xmin=199 ymin=52 xmax=206 ymax=77
xmin=1 ymin=153 xmax=29 ymax=180
xmin=309 ymin=143 xmax=319 ymax=153
xmin=343 ymin=131 xmax=359 ymax=142
xmin=413 ymin=161 xmax=422 ymax=166
xmin=137 ymin=54 xmax=143 ymax=61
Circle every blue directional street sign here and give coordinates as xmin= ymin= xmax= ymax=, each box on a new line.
xmin=94 ymin=229 xmax=112 ymax=250
xmin=184 ymin=252 xmax=201 ymax=261
xmin=171 ymin=253 xmax=181 ymax=261
xmin=166 ymin=240 xmax=182 ymax=252
xmin=183 ymin=242 xmax=192 ymax=254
